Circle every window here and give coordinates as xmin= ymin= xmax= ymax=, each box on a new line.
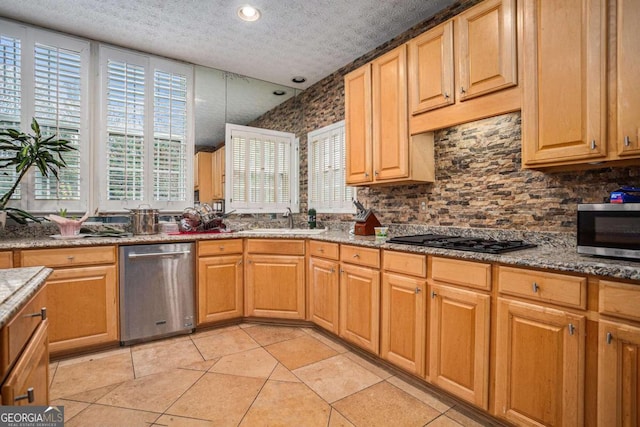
xmin=307 ymin=121 xmax=355 ymax=213
xmin=226 ymin=124 xmax=299 ymax=213
xmin=0 ymin=20 xmax=90 ymax=213
xmin=98 ymin=46 xmax=193 ymax=211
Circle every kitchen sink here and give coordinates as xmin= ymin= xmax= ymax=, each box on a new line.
xmin=236 ymin=228 xmax=327 ymax=235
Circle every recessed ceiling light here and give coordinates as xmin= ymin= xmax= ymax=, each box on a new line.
xmin=292 ymin=76 xmax=306 ymax=84
xmin=273 ymin=90 xmax=286 ymax=96
xmin=237 ymin=5 xmax=261 ymax=22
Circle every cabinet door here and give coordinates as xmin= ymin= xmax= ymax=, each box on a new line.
xmin=245 ymin=254 xmax=305 ymax=319
xmin=429 ymin=284 xmax=490 ymax=409
xmin=344 ymin=64 xmax=373 ymax=185
xmin=308 ymin=257 xmax=340 ymax=334
xmin=1 ymin=320 xmax=49 ymax=406
xmin=408 ymin=21 xmax=454 ymax=114
xmin=598 ymin=320 xmax=640 ymax=427
xmin=372 ymin=44 xmax=409 ymax=181
xmin=198 ymin=254 xmax=243 ymax=325
xmin=522 ymin=0 xmax=607 ymax=165
xmin=47 ymin=265 xmax=118 ymax=355
xmin=339 ymin=263 xmax=380 ymax=354
xmin=0 ymin=251 xmax=12 ymax=269
xmin=381 ymin=272 xmax=425 ymax=375
xmin=615 ymin=0 xmax=640 ymax=156
xmin=494 ymin=298 xmax=585 ymax=426
xmin=212 ymin=148 xmax=225 ymax=199
xmin=457 ymin=0 xmax=517 ymax=101
xmin=195 ymin=151 xmax=214 ymax=202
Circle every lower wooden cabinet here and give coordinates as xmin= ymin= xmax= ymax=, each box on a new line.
xmin=1 ymin=320 xmax=49 ymax=406
xmin=308 ymin=257 xmax=340 ymax=334
xmin=494 ymin=298 xmax=585 ymax=426
xmin=380 ymin=272 xmax=425 ymax=375
xmin=339 ymin=263 xmax=380 ymax=354
xmin=429 ymin=283 xmax=490 ymax=408
xmin=197 ymin=254 xmax=243 ymax=325
xmin=598 ymin=320 xmax=640 ymax=426
xmin=0 ymin=251 xmax=12 ymax=269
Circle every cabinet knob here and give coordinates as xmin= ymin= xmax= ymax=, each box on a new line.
xmin=568 ymin=323 xmax=575 ymax=336
xmin=374 ymin=171 xmax=379 ymax=176
xmin=219 ymin=246 xmax=225 ymax=251
xmin=352 ymin=253 xmax=360 ymax=258
xmin=460 ymin=86 xmax=466 ymax=95
xmin=415 ymin=287 xmax=422 ymax=294
xmin=364 ymin=172 xmax=369 ymax=177
xmin=444 ymin=92 xmax=450 ymax=99
xmin=624 ymin=136 xmax=631 ymax=147
xmin=606 ymin=332 xmax=613 ymax=344
xmin=67 ymin=255 xmax=75 ymax=261
xmin=532 ymin=282 xmax=539 ymax=293
xmin=15 ymin=387 xmax=35 ymax=403
xmin=590 ymin=140 xmax=597 ymax=150
xmin=318 ymin=248 xmax=324 ymax=252
xmin=330 ymin=268 xmax=335 ymax=273
xmin=431 ymin=291 xmax=437 ymax=299
xmin=24 ymin=307 xmax=47 ymax=321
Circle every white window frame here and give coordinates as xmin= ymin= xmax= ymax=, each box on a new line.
xmin=0 ymin=19 xmax=91 ymax=214
xmin=225 ymin=123 xmax=299 ymax=214
xmin=96 ymin=45 xmax=194 ymax=212
xmin=307 ymin=120 xmax=356 ymax=213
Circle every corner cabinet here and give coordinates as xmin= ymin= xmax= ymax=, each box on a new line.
xmin=345 ymin=45 xmax=434 ymax=186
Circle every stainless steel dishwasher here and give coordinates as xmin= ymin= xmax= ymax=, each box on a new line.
xmin=119 ymin=242 xmax=195 ymax=345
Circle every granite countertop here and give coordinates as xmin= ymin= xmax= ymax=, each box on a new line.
xmin=1 ymin=229 xmax=639 ymax=282
xmin=0 ymin=266 xmax=52 ymax=328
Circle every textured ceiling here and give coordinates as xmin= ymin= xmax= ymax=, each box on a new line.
xmin=0 ymin=0 xmax=456 ymax=89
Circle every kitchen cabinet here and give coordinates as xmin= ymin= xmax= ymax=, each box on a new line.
xmin=345 ymin=45 xmax=434 ymax=186
xmin=245 ymin=239 xmax=305 ymax=319
xmin=308 ymin=241 xmax=340 ymax=334
xmin=409 ymin=0 xmax=521 ymax=133
xmin=521 ymin=0 xmax=608 ymax=167
xmin=494 ymin=297 xmax=585 ymax=426
xmin=0 ymin=251 xmax=12 ymax=268
xmin=339 ymin=245 xmax=380 ymax=354
xmin=197 ymin=239 xmax=243 ymax=325
xmin=212 ymin=146 xmax=225 ymax=200
xmin=195 ymin=151 xmax=214 ymax=203
xmin=428 ymin=257 xmax=491 ymax=408
xmin=380 ymin=251 xmax=426 ymax=376
xmin=20 ymin=246 xmax=118 ymax=356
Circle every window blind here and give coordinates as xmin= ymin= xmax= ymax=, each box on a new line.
xmin=0 ymin=34 xmax=21 ymax=200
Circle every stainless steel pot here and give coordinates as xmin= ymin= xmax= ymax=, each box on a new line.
xmin=129 ymin=205 xmax=159 ymax=235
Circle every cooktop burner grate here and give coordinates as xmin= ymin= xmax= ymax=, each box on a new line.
xmin=386 ymin=234 xmax=537 ymax=254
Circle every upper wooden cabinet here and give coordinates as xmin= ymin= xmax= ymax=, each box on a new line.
xmin=212 ymin=146 xmax=225 ymax=200
xmin=195 ymin=151 xmax=214 ymax=203
xmin=409 ymin=0 xmax=521 ymax=133
xmin=345 ymin=45 xmax=434 ymax=186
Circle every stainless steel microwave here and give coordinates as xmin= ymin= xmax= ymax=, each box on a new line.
xmin=577 ymin=203 xmax=640 ymax=260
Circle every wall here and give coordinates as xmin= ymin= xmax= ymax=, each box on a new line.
xmin=250 ymin=0 xmax=639 ymax=233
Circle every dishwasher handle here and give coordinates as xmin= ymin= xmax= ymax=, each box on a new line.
xmin=128 ymin=250 xmax=191 ymax=259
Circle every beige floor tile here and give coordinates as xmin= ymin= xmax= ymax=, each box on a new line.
xmin=50 ymin=399 xmax=89 ymax=422
xmin=166 ymin=372 xmax=264 ymax=425
xmin=333 ymin=381 xmax=440 ymax=427
xmin=190 ymin=324 xmax=240 ymax=339
xmin=328 ymin=409 xmax=355 ymax=427
xmin=49 ymin=353 xmax=134 ymax=400
xmin=243 ymin=324 xmax=307 ymax=346
xmin=192 ymin=328 xmax=260 ymax=360
xmin=132 ymin=338 xmax=204 ymax=377
xmin=428 ymin=415 xmax=465 ymax=427
xmin=65 ymin=404 xmax=160 ymax=427
xmin=49 ymin=362 xmax=58 ymax=388
xmin=343 ymin=351 xmax=394 ymax=379
xmin=97 ymin=368 xmax=204 ymax=413
xmin=294 ymin=354 xmax=383 ymax=403
xmin=269 ymin=363 xmax=300 ymax=383
xmin=179 ymin=358 xmax=219 ymax=372
xmin=265 ymin=335 xmax=338 ymax=370
xmin=56 ymin=347 xmax=131 ymax=367
xmin=445 ymin=407 xmax=496 ymax=427
xmin=152 ymin=414 xmax=217 ymax=426
xmin=239 ymin=380 xmax=330 ymax=427
xmin=210 ymin=347 xmax=277 ymax=378
xmin=303 ymin=329 xmax=350 ymax=353
xmin=386 ymin=375 xmax=454 ymax=413
xmin=63 ymin=383 xmax=122 ymax=404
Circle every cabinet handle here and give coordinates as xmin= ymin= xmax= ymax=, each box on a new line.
xmin=219 ymin=246 xmax=225 ymax=251
xmin=568 ymin=323 xmax=575 ymax=336
xmin=330 ymin=268 xmax=335 ymax=273
xmin=237 ymin=260 xmax=242 ymax=265
xmin=67 ymin=255 xmax=75 ymax=261
xmin=624 ymin=136 xmax=631 ymax=146
xmin=248 ymin=260 xmax=252 ymax=264
xmin=15 ymin=387 xmax=35 ymax=403
xmin=415 ymin=287 xmax=422 ymax=294
xmin=340 ymin=269 xmax=344 ymax=274
xmin=352 ymin=253 xmax=360 ymax=258
xmin=374 ymin=171 xmax=379 ymax=176
xmin=606 ymin=332 xmax=613 ymax=344
xmin=532 ymin=282 xmax=539 ymax=293
xmin=431 ymin=291 xmax=437 ymax=299
xmin=364 ymin=172 xmax=369 ymax=177
xmin=318 ymin=247 xmax=324 ymax=252
xmin=444 ymin=92 xmax=449 ymax=99
xmin=590 ymin=140 xmax=597 ymax=150
xmin=460 ymin=86 xmax=466 ymax=95
xmin=24 ymin=307 xmax=47 ymax=321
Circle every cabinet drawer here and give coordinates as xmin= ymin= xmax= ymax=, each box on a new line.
xmin=341 ymin=245 xmax=380 ymax=268
xmin=383 ymin=250 xmax=426 ymax=278
xmin=245 ymin=239 xmax=305 ymax=255
xmin=21 ymin=246 xmax=116 ymax=268
xmin=199 ymin=239 xmax=243 ymax=256
xmin=308 ymin=241 xmax=339 ymax=260
xmin=599 ymin=280 xmax=640 ymax=322
xmin=0 ymin=251 xmax=12 ymax=269
xmin=498 ymin=266 xmax=587 ymax=309
xmin=431 ymin=257 xmax=491 ymax=291
xmin=0 ymin=285 xmax=47 ymax=380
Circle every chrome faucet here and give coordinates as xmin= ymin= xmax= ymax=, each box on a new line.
xmin=284 ymin=207 xmax=293 ymax=229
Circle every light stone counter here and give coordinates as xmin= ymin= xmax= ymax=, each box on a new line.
xmin=0 ymin=266 xmax=52 ymax=328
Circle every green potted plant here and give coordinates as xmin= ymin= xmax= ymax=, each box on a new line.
xmin=0 ymin=118 xmax=77 ymax=226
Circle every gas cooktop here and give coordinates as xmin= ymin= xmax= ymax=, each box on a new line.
xmin=386 ymin=234 xmax=537 ymax=254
